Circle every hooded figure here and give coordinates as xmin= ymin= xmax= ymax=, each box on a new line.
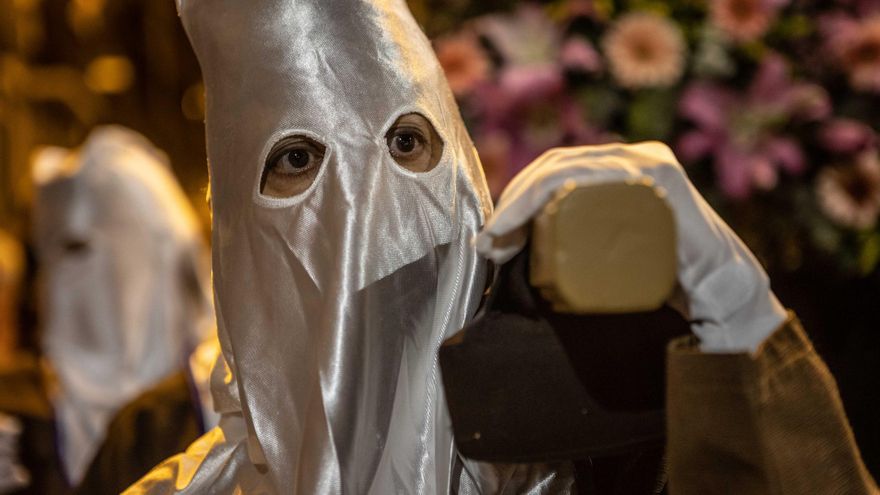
xmin=31 ymin=126 xmax=213 ymax=485
xmin=128 ymin=0 xmax=577 ymax=493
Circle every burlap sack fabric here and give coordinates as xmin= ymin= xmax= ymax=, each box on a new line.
xmin=667 ymin=312 xmax=879 ymax=494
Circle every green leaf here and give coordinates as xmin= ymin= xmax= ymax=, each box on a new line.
xmin=773 ymin=14 xmax=814 ymax=40
xmin=858 ymin=233 xmax=880 ymax=275
xmin=626 ymin=89 xmax=677 ymax=141
xmin=625 ymin=1 xmax=670 ymax=16
xmin=576 ymin=85 xmax=621 ymax=128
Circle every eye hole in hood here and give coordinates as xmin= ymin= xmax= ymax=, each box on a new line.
xmin=260 ymin=136 xmax=327 ymax=199
xmin=385 ymin=113 xmax=443 ymax=173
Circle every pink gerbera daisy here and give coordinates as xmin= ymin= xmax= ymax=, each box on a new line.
xmin=710 ymin=0 xmax=785 ymax=42
xmin=816 ymin=151 xmax=880 ymax=229
xmin=840 ymin=16 xmax=880 ymax=92
xmin=601 ymin=12 xmax=686 ymax=89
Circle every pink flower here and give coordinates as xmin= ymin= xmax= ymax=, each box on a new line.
xmin=497 ymin=65 xmax=565 ymax=106
xmin=818 ymin=119 xmax=877 ymax=154
xmin=677 ymin=54 xmax=830 ymax=199
xmin=710 ymin=138 xmax=800 ymax=197
xmin=601 ymin=12 xmax=686 ymax=89
xmin=469 ymin=5 xmax=616 ymax=189
xmin=471 ymin=65 xmax=613 ymax=181
xmin=434 ymin=31 xmax=491 ymax=96
xmin=561 ymin=37 xmax=603 ymax=73
xmin=709 ymin=0 xmax=786 ymax=42
xmin=826 ymin=15 xmax=880 ymax=92
xmin=816 ymin=151 xmax=880 ymax=229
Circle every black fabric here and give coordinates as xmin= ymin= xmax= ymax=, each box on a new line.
xmin=440 ymin=246 xmax=688 ymax=492
xmin=0 ymin=356 xmax=70 ymax=495
xmin=73 ymin=370 xmax=202 ymax=495
xmin=575 ymin=448 xmax=668 ymax=495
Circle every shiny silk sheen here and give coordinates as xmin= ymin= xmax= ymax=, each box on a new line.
xmin=127 ymin=1 xmax=575 ymax=493
xmin=186 ymin=0 xmax=489 ymax=492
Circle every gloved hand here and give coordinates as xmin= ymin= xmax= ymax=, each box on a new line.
xmin=475 ymin=141 xmax=787 ymax=353
xmin=0 ymin=413 xmax=29 ymax=494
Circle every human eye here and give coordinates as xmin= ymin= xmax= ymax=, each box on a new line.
xmin=385 ymin=113 xmax=443 ymax=173
xmin=260 ymin=136 xmax=326 ymax=198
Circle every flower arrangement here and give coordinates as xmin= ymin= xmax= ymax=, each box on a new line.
xmin=433 ymin=0 xmax=880 ymax=277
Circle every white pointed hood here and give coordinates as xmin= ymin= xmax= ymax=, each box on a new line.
xmin=178 ymin=0 xmax=491 ymax=492
xmin=31 ymin=126 xmax=213 ymax=484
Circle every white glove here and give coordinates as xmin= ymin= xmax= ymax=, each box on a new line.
xmin=0 ymin=413 xmax=29 ymax=494
xmin=475 ymin=141 xmax=787 ymax=354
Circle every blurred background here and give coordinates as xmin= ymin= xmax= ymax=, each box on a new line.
xmin=0 ymin=0 xmax=878 ymax=485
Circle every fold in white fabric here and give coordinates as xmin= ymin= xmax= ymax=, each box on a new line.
xmin=132 ymin=0 xmax=484 ymax=492
xmin=127 ymin=1 xmax=577 ymax=493
xmin=31 ymin=126 xmax=214 ymax=484
xmin=476 ymin=141 xmax=787 ymax=353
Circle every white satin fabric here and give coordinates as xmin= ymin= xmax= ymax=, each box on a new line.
xmin=125 ymin=1 xmax=585 ymax=492
xmin=476 ymin=142 xmax=787 ymax=354
xmin=31 ymin=126 xmax=213 ymax=484
xmin=127 ymin=1 xmax=578 ymax=493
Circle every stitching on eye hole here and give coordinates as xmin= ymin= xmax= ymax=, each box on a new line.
xmin=253 ymin=128 xmax=331 ymax=208
xmin=380 ymin=106 xmax=451 ymax=180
